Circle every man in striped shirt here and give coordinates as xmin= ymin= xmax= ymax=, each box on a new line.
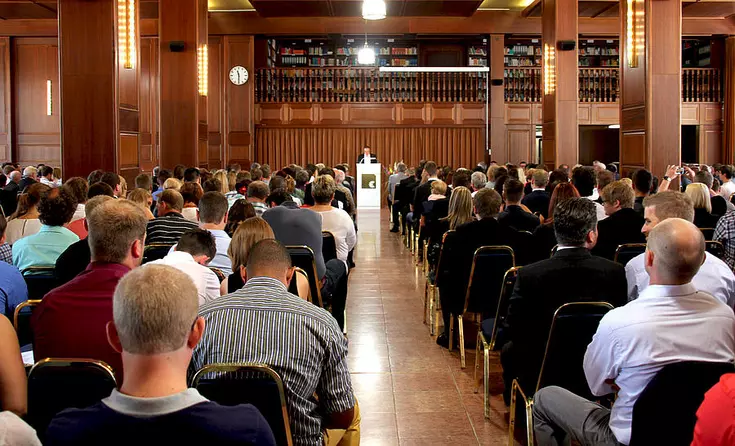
xmin=146 ymin=189 xmax=199 ymax=246
xmin=191 ymin=239 xmax=359 ymax=446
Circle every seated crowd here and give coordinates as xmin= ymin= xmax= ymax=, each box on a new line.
xmin=0 ymin=161 xmax=360 ymax=445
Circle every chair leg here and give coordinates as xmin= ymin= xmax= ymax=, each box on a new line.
xmin=423 ymin=281 xmax=428 ymax=325
xmin=458 ymin=315 xmax=466 ymax=368
xmin=428 ymin=285 xmax=435 ymax=336
xmin=483 ymin=342 xmax=490 ymax=419
xmin=448 ymin=317 xmax=454 ymax=352
xmin=508 ymin=381 xmax=518 ymax=446
xmin=433 ymin=286 xmax=441 ymax=337
xmin=525 ymin=399 xmax=535 ymax=446
xmin=474 ymin=331 xmax=481 ymax=393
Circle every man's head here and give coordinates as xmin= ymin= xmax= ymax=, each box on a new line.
xmin=267 ymin=189 xmax=292 ymax=207
xmin=250 ymin=168 xmax=263 ymax=182
xmin=269 ymin=175 xmax=286 ymax=192
xmin=596 ymin=170 xmax=615 ymax=193
xmin=246 ymin=181 xmax=269 ymax=202
xmin=87 ymin=199 xmax=147 ymax=267
xmin=246 ymin=239 xmax=294 ymax=286
xmin=641 ymin=191 xmax=694 ymax=237
xmin=720 ymin=165 xmax=733 ymax=182
xmin=175 ymin=229 xmax=216 ymax=265
xmin=601 ymin=180 xmax=635 ymax=216
xmin=396 ymin=162 xmax=407 ymax=173
xmin=157 ymin=169 xmax=172 ymax=186
xmin=592 ymin=161 xmax=606 ymax=173
xmin=553 ymin=197 xmax=598 ymax=249
xmin=571 ymin=166 xmax=596 ymax=198
xmin=633 ymin=169 xmax=653 ymax=196
xmin=261 ymin=164 xmax=271 ymax=180
xmin=39 ymin=165 xmax=54 ymax=180
xmin=157 ymin=189 xmax=184 ymax=215
xmin=198 ymin=192 xmax=228 ymax=226
xmin=503 ymin=179 xmax=524 ymax=205
xmin=64 ymin=177 xmax=89 ymax=205
xmin=38 ymin=186 xmax=77 ymax=227
xmin=173 ymin=164 xmax=186 ymax=181
xmin=100 ymin=172 xmax=122 ymax=197
xmin=8 ymin=171 xmax=20 ymax=184
xmin=424 ymin=161 xmax=438 ymax=178
xmin=532 ymin=169 xmax=549 ymax=189
xmin=363 ymin=146 xmax=371 ymax=156
xmin=452 ymin=170 xmax=472 ymax=189
xmin=473 ymin=188 xmax=502 ymax=219
xmin=108 ymin=265 xmax=204 ymax=364
xmin=312 ymin=175 xmax=336 ymax=205
xmin=88 ymin=182 xmax=115 ymax=199
xmin=694 ymin=170 xmax=714 ymax=189
xmin=645 ymin=218 xmax=705 ymax=286
xmin=135 ymin=173 xmax=152 ymax=191
xmin=22 ymin=166 xmax=37 ymax=180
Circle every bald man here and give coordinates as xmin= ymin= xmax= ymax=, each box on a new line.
xmin=532 ymin=218 xmax=735 ymax=446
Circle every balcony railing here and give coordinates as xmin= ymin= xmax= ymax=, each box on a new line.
xmin=255 ymin=68 xmax=488 ymax=103
xmin=254 ymin=67 xmax=722 ymax=105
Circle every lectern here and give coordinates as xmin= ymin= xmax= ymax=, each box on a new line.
xmin=356 ymin=163 xmax=381 ymax=209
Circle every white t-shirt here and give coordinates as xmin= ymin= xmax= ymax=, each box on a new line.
xmin=148 ymin=251 xmax=220 ymax=305
xmin=315 ymin=208 xmax=356 ymax=269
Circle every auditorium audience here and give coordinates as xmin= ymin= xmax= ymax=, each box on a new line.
xmin=501 ymin=197 xmax=627 ymax=403
xmin=627 ymin=191 xmax=735 ymax=306
xmin=180 ymin=182 xmax=203 ymax=223
xmin=521 ymin=169 xmax=550 ymax=218
xmin=533 ymin=182 xmax=580 ymax=257
xmin=13 ymin=186 xmax=79 ymax=273
xmin=311 ymin=176 xmax=356 ymax=271
xmin=693 ymin=169 xmax=733 ymax=216
xmin=533 ymin=218 xmax=735 ymax=446
xmin=592 ymin=180 xmax=645 ymax=260
xmin=498 ymin=179 xmax=540 ymax=232
xmin=126 ymin=188 xmax=155 ymax=220
xmin=149 ymin=229 xmax=221 ymax=305
xmin=55 ymin=196 xmax=115 ymax=286
xmin=146 ymin=189 xmax=199 ymax=246
xmin=32 ymin=199 xmax=148 ymax=381
xmin=632 ymin=168 xmax=653 ymax=214
xmin=0 ymin=214 xmax=27 ymax=317
xmin=247 ymin=181 xmax=270 ymax=217
xmin=686 ymin=182 xmax=721 ymax=229
xmin=46 ymin=264 xmax=275 ymax=445
xmin=6 ymin=182 xmax=47 ymax=245
xmin=192 ymin=239 xmax=357 ymax=446
xmin=224 ymin=199 xmax=256 ymax=237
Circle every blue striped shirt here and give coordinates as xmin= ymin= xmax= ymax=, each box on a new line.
xmin=191 ymin=276 xmax=354 ymax=446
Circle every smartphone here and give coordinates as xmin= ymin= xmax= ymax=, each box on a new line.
xmin=676 ymin=167 xmax=685 ymax=175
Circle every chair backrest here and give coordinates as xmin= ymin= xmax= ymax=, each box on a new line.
xmin=209 ymin=267 xmax=226 ymax=283
xmin=434 ymin=230 xmax=456 ymax=288
xmin=463 ymin=246 xmax=515 ymax=316
xmin=192 ymin=363 xmax=293 ymax=446
xmin=285 ymin=246 xmax=322 ymax=307
xmin=142 ymin=243 xmax=173 ymax=264
xmin=705 ymin=240 xmax=725 ymax=260
xmin=321 ymin=231 xmax=338 ymax=263
xmin=550 ymin=245 xmax=558 ymax=258
xmin=13 ymin=299 xmax=41 ymax=349
xmin=699 ymin=227 xmax=715 ymax=241
xmin=536 ymin=302 xmax=614 ymax=398
xmin=630 ymin=361 xmax=735 ymax=446
xmin=21 ymin=267 xmax=58 ymax=300
xmin=489 ymin=266 xmax=522 ymax=349
xmin=287 ymin=267 xmax=308 ymax=298
xmin=613 ymin=243 xmax=647 ymax=266
xmin=27 ymin=358 xmax=117 ymax=439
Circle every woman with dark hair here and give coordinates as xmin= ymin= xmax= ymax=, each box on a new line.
xmin=180 ymin=182 xmax=203 ymax=222
xmin=546 ymin=169 xmax=570 ymax=194
xmin=532 ymin=182 xmax=581 ymax=258
xmin=6 ymin=183 xmax=50 ymax=245
xmin=224 ymin=199 xmax=256 ymax=237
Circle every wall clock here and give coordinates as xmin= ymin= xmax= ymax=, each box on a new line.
xmin=229 ymin=66 xmax=249 ymax=85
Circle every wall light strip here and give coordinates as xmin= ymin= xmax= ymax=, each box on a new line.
xmin=198 ymin=44 xmax=209 ymax=96
xmin=46 ymin=80 xmax=52 ymax=116
xmin=118 ymin=0 xmax=136 ymax=69
xmin=379 ymin=67 xmax=489 ymax=73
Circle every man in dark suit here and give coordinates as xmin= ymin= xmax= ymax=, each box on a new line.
xmin=1 ymin=170 xmax=21 ymax=216
xmin=498 ymin=179 xmax=541 ymax=232
xmin=357 ymin=146 xmax=378 ymax=164
xmin=501 ymin=197 xmax=627 ymax=403
xmin=393 ymin=167 xmax=421 ymax=233
xmin=591 ymin=180 xmax=646 ymax=260
xmin=18 ymin=166 xmax=38 ymax=192
xmin=411 ymin=161 xmax=438 ymax=230
xmin=437 ymin=188 xmax=516 ymax=348
xmin=521 ymin=169 xmax=550 ymax=218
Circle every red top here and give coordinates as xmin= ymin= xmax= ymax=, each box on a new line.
xmin=31 ymin=262 xmax=130 ymax=382
xmin=66 ymin=219 xmax=88 ymax=240
xmin=691 ymin=373 xmax=735 ymax=446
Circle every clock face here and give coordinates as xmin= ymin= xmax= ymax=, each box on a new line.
xmin=229 ymin=66 xmax=249 ymax=85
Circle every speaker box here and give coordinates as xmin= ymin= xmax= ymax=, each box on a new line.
xmin=169 ymin=41 xmax=186 ymax=52
xmin=491 ymin=79 xmax=504 ymax=86
xmin=557 ymin=40 xmax=576 ymax=51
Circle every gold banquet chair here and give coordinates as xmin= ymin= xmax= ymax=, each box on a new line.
xmin=14 ymin=299 xmax=42 ymax=348
xmin=613 ymin=243 xmax=646 ymax=266
xmin=508 ymin=302 xmax=613 ymax=446
xmin=425 ymin=230 xmax=455 ymax=335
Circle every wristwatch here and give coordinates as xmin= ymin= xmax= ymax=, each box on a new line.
xmin=663 ymin=176 xmax=670 ymax=181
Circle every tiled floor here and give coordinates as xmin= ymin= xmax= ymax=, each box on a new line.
xmin=347 ymin=209 xmax=510 ymax=446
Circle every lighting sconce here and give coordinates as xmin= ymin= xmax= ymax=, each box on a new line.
xmin=626 ymin=0 xmax=644 ymax=68
xmin=362 ymin=0 xmax=386 ymax=20
xmin=198 ymin=44 xmax=208 ymax=96
xmin=118 ymin=0 xmax=136 ymax=69
xmin=543 ymin=43 xmax=556 ymax=95
xmin=46 ymin=80 xmax=52 ymax=116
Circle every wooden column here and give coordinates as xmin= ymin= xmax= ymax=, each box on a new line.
xmin=489 ymin=34 xmax=505 ymax=164
xmin=58 ymin=0 xmax=140 ymax=180
xmin=223 ymin=35 xmax=255 ymax=166
xmin=724 ymin=37 xmax=735 ymax=164
xmin=159 ymin=0 xmax=208 ymax=169
xmin=620 ymin=0 xmax=681 ymax=177
xmin=541 ymin=0 xmax=578 ymax=171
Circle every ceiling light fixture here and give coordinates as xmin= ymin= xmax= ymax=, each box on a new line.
xmin=358 ymin=44 xmax=376 ymax=65
xmin=362 ymin=0 xmax=386 ymax=20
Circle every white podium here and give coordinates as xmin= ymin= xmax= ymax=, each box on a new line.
xmin=356 ymin=163 xmax=381 ymax=209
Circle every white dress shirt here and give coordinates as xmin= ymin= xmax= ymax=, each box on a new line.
xmin=625 ymin=252 xmax=735 ymax=307
xmin=71 ymin=203 xmax=85 ymax=223
xmin=721 ymin=179 xmax=735 ymax=200
xmin=584 ymin=283 xmax=735 ymax=445
xmin=168 ymin=229 xmax=232 ymax=277
xmin=148 ymin=251 xmax=221 ymax=306
xmin=315 ymin=208 xmax=356 ymax=270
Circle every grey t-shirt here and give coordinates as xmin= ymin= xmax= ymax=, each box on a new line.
xmin=263 ymin=203 xmax=326 ymax=278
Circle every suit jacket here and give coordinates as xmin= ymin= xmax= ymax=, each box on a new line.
xmin=711 ymin=195 xmax=729 ymax=217
xmin=498 ymin=205 xmax=541 ymax=232
xmin=394 ymin=176 xmax=418 ymax=212
xmin=412 ymin=179 xmax=436 ymax=222
xmin=357 ymin=154 xmax=378 ymax=164
xmin=522 ymin=190 xmax=551 ymax=219
xmin=693 ymin=208 xmax=720 ymax=230
xmin=18 ymin=177 xmax=36 ymax=193
xmin=505 ymin=247 xmax=627 ymax=385
xmin=55 ymin=238 xmax=91 ymax=286
xmin=0 ymin=183 xmax=19 ymax=217
xmin=591 ymin=208 xmax=645 ymax=260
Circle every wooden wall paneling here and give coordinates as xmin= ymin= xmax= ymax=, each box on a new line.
xmin=699 ymin=124 xmax=723 ymax=166
xmin=490 ymin=34 xmax=506 ymax=164
xmin=139 ymin=37 xmax=159 ymax=173
xmin=13 ymin=37 xmax=59 ymax=167
xmin=208 ymin=36 xmax=223 ymax=169
xmin=0 ymin=37 xmax=10 ymax=162
xmin=505 ymin=104 xmax=533 ymax=124
xmin=506 ymin=125 xmax=535 ymax=165
xmin=681 ymin=103 xmax=700 ymax=125
xmin=578 ymin=104 xmax=591 ymax=125
xmin=590 ymin=104 xmax=619 ymax=125
xmin=702 ymin=103 xmax=722 ymax=125
xmin=224 ymin=35 xmax=254 ymax=165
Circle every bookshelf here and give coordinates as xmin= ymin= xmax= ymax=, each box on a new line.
xmin=578 ymin=39 xmax=619 ymax=67
xmin=682 ymin=39 xmax=713 ymax=68
xmin=468 ymin=39 xmax=488 ymax=67
xmin=504 ymin=40 xmax=542 ymax=67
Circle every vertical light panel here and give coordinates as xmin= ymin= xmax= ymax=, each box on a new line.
xmin=543 ymin=43 xmax=556 ymax=95
xmin=46 ymin=79 xmax=52 ymax=116
xmin=118 ymin=0 xmax=136 ymax=69
xmin=627 ymin=0 xmax=644 ymax=68
xmin=198 ymin=44 xmax=208 ymax=96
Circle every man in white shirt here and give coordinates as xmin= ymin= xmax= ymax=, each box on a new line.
xmin=533 ymin=218 xmax=735 ymax=446
xmin=719 ymin=165 xmax=735 ymax=200
xmin=572 ymin=166 xmax=607 ymax=222
xmin=150 ymin=229 xmax=221 ymax=306
xmin=625 ymin=191 xmax=735 ymax=307
xmin=311 ymin=175 xmax=357 ymax=271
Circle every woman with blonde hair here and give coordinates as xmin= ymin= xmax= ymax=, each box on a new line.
xmin=440 ymin=186 xmax=474 ymax=230
xmin=126 ymin=188 xmax=155 ymax=220
xmin=6 ymin=183 xmax=49 ymax=244
xmin=686 ymin=182 xmax=720 ymax=228
xmin=119 ymin=176 xmax=128 ymax=198
xmin=221 ymin=217 xmax=309 ymax=299
xmin=162 ymin=177 xmax=182 ymax=191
